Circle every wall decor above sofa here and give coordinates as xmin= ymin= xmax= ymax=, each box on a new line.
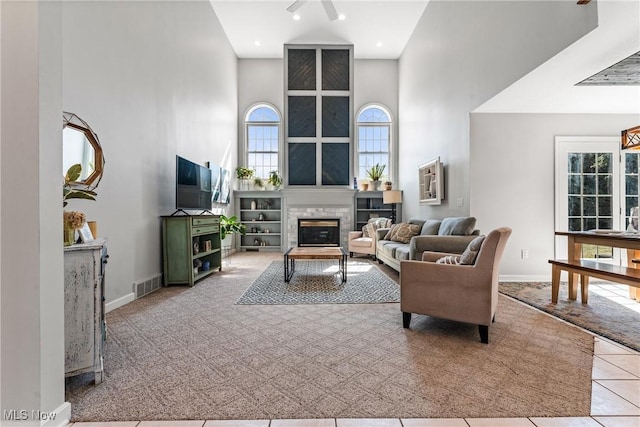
xmin=419 ymin=157 xmax=443 ymax=205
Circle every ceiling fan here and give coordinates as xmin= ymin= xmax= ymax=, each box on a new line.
xmin=287 ymin=0 xmax=339 ymax=21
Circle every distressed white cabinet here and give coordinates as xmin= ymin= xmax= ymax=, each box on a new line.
xmin=64 ymin=238 xmax=108 ymax=384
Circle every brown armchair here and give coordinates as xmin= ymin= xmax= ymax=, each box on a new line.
xmin=399 ymin=227 xmax=512 ymax=344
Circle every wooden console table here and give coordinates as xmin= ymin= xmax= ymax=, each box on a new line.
xmin=555 ymin=231 xmax=640 ymax=302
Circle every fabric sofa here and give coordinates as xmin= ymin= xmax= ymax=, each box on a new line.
xmin=375 ymin=217 xmax=479 ymax=271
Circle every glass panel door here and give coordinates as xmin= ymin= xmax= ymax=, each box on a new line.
xmin=555 ymin=137 xmax=620 ymax=262
xmin=624 ymin=152 xmax=640 ymax=231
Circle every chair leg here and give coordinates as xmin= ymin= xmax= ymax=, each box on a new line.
xmin=402 ymin=312 xmax=411 ymax=328
xmin=478 ymin=325 xmax=489 ymax=344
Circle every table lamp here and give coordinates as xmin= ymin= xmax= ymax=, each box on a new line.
xmin=383 ymin=190 xmax=402 ymax=224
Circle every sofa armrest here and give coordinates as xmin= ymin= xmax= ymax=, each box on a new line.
xmin=376 ymin=228 xmax=391 ymax=240
xmin=409 ymin=235 xmax=477 ymax=260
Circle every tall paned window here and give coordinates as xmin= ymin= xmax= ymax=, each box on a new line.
xmin=245 ymin=105 xmax=280 ymax=180
xmin=356 ymin=105 xmax=391 ymax=181
xmin=285 ymin=45 xmax=353 ymax=186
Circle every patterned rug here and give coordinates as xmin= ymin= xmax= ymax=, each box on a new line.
xmin=236 ymin=260 xmax=400 ymax=305
xmin=500 ymin=281 xmax=640 ymax=352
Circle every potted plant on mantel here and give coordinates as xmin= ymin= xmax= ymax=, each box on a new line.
xmin=267 ymin=170 xmax=283 ymax=191
xmin=253 ymin=176 xmax=265 ymax=191
xmin=236 ymin=167 xmax=255 ymax=191
xmin=366 ymin=163 xmax=386 ymax=191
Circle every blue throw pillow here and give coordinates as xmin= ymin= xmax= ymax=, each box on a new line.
xmin=438 ymin=217 xmax=476 ymax=236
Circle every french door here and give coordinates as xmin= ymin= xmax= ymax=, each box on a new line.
xmin=555 ymin=137 xmax=622 ymax=263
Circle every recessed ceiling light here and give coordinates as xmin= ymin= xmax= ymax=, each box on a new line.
xmin=376 ymin=42 xmax=383 ymax=47
xmin=254 ymin=41 xmax=261 ymax=47
xmin=338 ymin=14 xmax=346 ymax=20
xmin=293 ymin=14 xmax=301 ymax=20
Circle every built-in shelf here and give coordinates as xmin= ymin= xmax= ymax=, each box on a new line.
xmin=354 ymin=191 xmax=401 ymax=229
xmin=236 ymin=192 xmax=283 ymax=251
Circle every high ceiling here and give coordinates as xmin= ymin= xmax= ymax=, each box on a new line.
xmin=209 ymin=0 xmax=429 ymax=59
xmin=475 ymin=0 xmax=640 ymax=114
xmin=209 ymin=0 xmax=640 ymax=114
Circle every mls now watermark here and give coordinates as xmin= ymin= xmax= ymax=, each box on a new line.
xmin=3 ymin=409 xmax=57 ymax=422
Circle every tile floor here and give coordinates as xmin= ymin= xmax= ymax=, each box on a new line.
xmin=68 ymin=285 xmax=640 ymax=427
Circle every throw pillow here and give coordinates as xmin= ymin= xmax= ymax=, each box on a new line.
xmin=388 ymin=223 xmax=421 ymax=244
xmin=436 ymin=255 xmax=460 ymax=265
xmin=438 ymin=217 xmax=477 ymax=236
xmin=420 ymin=219 xmax=442 ymax=235
xmin=383 ymin=224 xmax=397 ymax=240
xmin=459 ymin=235 xmax=486 ymax=265
xmin=364 ymin=217 xmax=391 ymax=239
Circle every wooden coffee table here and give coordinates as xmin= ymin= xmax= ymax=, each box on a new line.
xmin=284 ymin=246 xmax=347 ymax=283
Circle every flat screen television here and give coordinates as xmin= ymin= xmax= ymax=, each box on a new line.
xmin=176 ymin=155 xmax=213 ymax=211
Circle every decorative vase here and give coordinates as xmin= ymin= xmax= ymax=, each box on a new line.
xmin=239 ymin=179 xmax=251 ymax=191
xmin=64 ymin=226 xmax=75 ymax=246
xmin=383 ymin=182 xmax=392 ymax=191
xmin=370 ymin=180 xmax=381 ymax=191
xmin=251 ymin=200 xmax=257 ymax=210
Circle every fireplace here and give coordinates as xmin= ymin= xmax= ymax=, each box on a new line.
xmin=298 ymin=218 xmax=340 ymax=247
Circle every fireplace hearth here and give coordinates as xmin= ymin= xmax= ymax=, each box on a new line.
xmin=298 ymin=218 xmax=340 ymax=247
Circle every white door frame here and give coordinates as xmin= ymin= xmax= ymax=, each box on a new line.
xmin=554 ymin=136 xmax=621 ymax=262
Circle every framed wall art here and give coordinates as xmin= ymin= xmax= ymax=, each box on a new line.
xmin=419 ymin=157 xmax=444 ymax=205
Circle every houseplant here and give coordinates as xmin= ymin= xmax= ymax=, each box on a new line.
xmin=220 ymin=214 xmax=246 ymax=247
xmin=366 ymin=163 xmax=386 ymax=191
xmin=267 ymin=171 xmax=282 ymax=190
xmin=236 ymin=167 xmax=255 ymax=190
xmin=63 ymin=210 xmax=86 ymax=246
xmin=253 ymin=176 xmax=265 ymax=190
xmin=63 ymin=164 xmax=96 ymax=245
xmin=63 ymin=163 xmax=97 ymax=207
xmin=267 ymin=170 xmax=283 ymax=190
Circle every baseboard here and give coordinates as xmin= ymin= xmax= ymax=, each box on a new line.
xmin=105 ymin=292 xmax=135 ymax=313
xmin=499 ymin=274 xmax=550 ymax=282
xmin=42 ymin=401 xmax=70 ymax=427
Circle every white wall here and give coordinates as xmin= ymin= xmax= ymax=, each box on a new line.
xmin=354 ymin=60 xmax=399 ymax=183
xmin=471 ymin=113 xmax=640 ymax=280
xmin=1 ymin=0 xmax=67 ymax=423
xmin=398 ymin=0 xmax=597 ymax=221
xmin=62 ymin=1 xmax=238 ymax=304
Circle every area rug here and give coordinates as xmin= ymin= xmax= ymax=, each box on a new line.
xmin=66 ymin=253 xmax=593 ymax=422
xmin=500 ymin=281 xmax=640 ymax=352
xmin=236 ymin=260 xmax=400 ymax=305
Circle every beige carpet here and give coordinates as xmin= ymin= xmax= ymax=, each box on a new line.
xmin=66 ymin=252 xmax=593 ymax=421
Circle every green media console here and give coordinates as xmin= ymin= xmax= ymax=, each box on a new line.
xmin=162 ymin=215 xmax=221 ymax=286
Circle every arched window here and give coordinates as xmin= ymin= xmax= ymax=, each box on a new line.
xmin=244 ymin=104 xmax=281 ymax=179
xmin=356 ymin=104 xmax=392 ymax=181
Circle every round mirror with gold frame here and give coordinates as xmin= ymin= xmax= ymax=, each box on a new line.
xmin=63 ymin=111 xmax=105 ymax=191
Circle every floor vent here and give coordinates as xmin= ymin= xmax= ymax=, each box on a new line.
xmin=133 ymin=274 xmax=163 ymax=299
